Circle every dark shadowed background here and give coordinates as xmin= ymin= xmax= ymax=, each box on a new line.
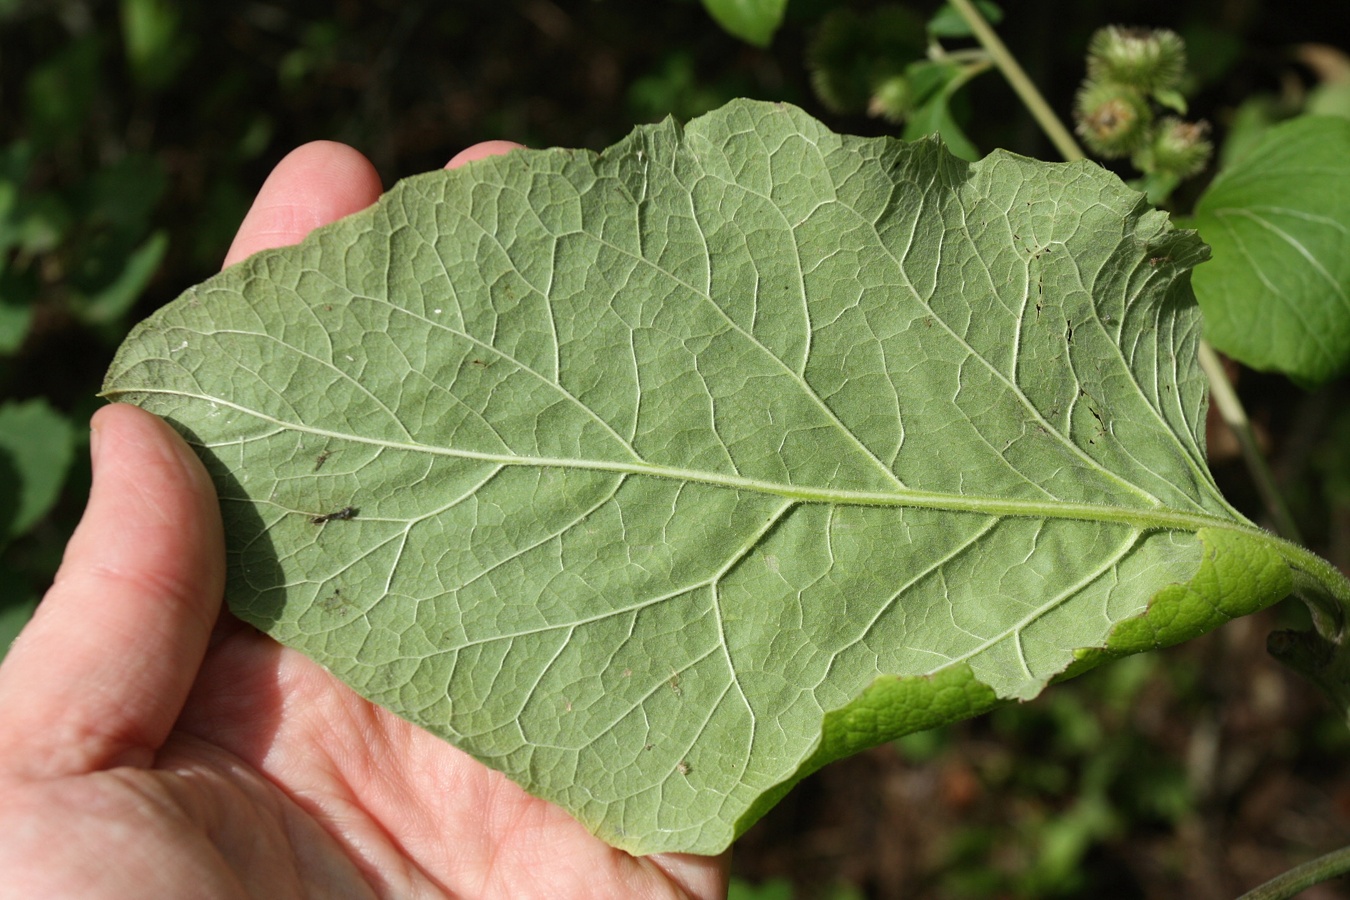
xmin=4 ymin=1 xmax=1350 ymax=896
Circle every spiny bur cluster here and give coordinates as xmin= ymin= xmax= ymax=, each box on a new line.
xmin=1074 ymin=26 xmax=1212 ymax=183
xmin=1086 ymin=25 xmax=1186 ymax=95
xmin=807 ymin=7 xmax=926 ymax=120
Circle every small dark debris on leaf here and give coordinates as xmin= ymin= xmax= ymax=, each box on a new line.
xmin=312 ymin=506 xmax=358 ymax=524
xmin=314 ymin=450 xmax=332 ymax=471
xmin=319 ymin=587 xmax=348 ymax=611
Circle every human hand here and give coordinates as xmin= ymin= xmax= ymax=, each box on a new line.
xmin=0 ymin=142 xmax=731 ymax=899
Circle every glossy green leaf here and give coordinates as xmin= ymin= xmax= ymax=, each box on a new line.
xmin=700 ymin=0 xmax=786 ymax=47
xmin=1191 ymin=116 xmax=1350 ymax=386
xmin=103 ymin=100 xmax=1327 ymax=855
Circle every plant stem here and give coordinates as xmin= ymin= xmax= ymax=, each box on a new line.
xmin=945 ymin=0 xmax=1085 ymax=161
xmin=1239 ymin=844 xmax=1350 ymax=899
xmin=950 ymin=10 xmax=1346 ymax=896
xmin=951 ymin=0 xmax=1301 ymax=541
xmin=1198 ymin=342 xmax=1303 ymax=543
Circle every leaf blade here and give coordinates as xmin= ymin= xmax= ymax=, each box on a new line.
xmin=699 ymin=0 xmax=787 ymax=47
xmin=104 ymin=100 xmax=1295 ymax=855
xmin=1191 ymin=115 xmax=1350 ymax=386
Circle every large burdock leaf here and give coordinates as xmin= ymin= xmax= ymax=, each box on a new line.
xmin=103 ymin=100 xmax=1336 ymax=855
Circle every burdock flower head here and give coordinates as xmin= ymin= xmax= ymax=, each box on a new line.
xmin=1132 ymin=116 xmax=1213 ymax=178
xmin=1074 ymin=79 xmax=1152 ymax=158
xmin=1072 ymin=24 xmax=1210 ymax=194
xmin=1086 ymin=26 xmax=1187 ymax=96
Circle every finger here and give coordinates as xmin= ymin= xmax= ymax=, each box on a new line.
xmin=223 ymin=140 xmax=384 ymax=268
xmin=446 ymin=140 xmax=523 ymax=169
xmin=0 ymin=405 xmax=225 ymax=778
xmin=648 ymin=850 xmax=732 ymax=899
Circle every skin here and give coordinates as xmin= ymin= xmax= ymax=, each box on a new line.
xmin=0 ymin=141 xmax=731 ymax=899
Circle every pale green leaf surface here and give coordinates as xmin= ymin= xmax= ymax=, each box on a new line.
xmin=1192 ymin=116 xmax=1350 ymax=386
xmin=103 ymin=100 xmax=1298 ymax=854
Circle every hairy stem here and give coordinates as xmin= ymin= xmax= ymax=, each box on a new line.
xmin=1238 ymin=844 xmax=1350 ymax=899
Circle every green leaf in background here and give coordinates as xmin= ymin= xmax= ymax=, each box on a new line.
xmin=728 ymin=876 xmax=862 ymax=900
xmin=728 ymin=877 xmax=795 ymax=900
xmin=699 ymin=0 xmax=786 ymax=47
xmin=73 ymin=230 xmax=169 ymax=327
xmin=103 ymin=100 xmax=1333 ymax=854
xmin=901 ymin=60 xmax=981 ymax=161
xmin=0 ymin=563 xmax=37 ymax=662
xmin=0 ymin=596 xmax=37 ymax=662
xmin=25 ymin=35 xmax=103 ymax=146
xmin=0 ymin=144 xmax=38 ymax=353
xmin=0 ymin=290 xmax=33 ymax=355
xmin=1190 ymin=116 xmax=1350 ymax=386
xmin=1307 ymin=81 xmax=1350 ymax=120
xmin=927 ymin=0 xmax=1003 ymax=39
xmin=0 ymin=398 xmax=76 ymax=544
xmin=807 ymin=7 xmax=927 ymax=116
xmin=120 ymin=0 xmax=192 ymax=90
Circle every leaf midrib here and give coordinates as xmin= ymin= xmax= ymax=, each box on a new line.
xmin=106 ymin=386 xmax=1252 ymax=538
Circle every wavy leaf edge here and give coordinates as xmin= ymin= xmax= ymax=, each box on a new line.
xmin=100 ymin=99 xmax=1348 ymax=855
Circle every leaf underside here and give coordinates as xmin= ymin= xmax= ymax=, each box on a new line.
xmin=103 ymin=100 xmax=1292 ymax=855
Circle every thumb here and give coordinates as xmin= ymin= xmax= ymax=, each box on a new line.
xmin=0 ymin=404 xmax=224 ymax=778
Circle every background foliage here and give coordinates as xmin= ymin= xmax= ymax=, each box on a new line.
xmin=5 ymin=0 xmax=1350 ymax=895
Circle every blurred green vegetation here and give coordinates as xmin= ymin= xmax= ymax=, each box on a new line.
xmin=4 ymin=1 xmax=1350 ymax=895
